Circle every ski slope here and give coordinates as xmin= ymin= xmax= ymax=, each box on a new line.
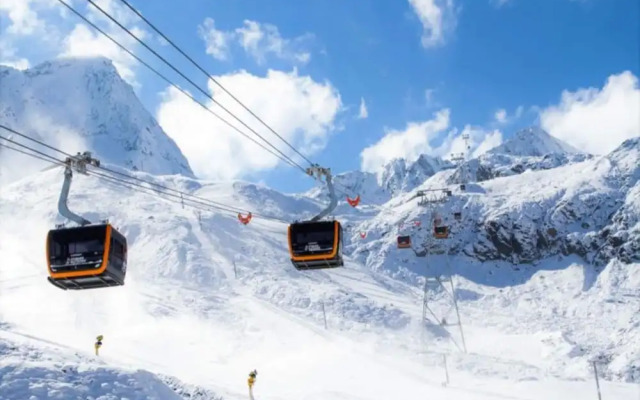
xmin=1 ymin=163 xmax=639 ymax=399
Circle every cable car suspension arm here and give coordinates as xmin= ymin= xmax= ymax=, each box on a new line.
xmin=306 ymin=165 xmax=337 ymax=222
xmin=58 ymin=151 xmax=100 ymax=227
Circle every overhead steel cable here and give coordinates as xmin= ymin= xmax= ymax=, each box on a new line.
xmin=114 ymin=0 xmax=366 ymax=207
xmin=115 ymin=0 xmax=316 ymax=168
xmin=0 ymin=141 xmax=236 ymax=217
xmin=0 ymin=142 xmax=65 ymax=165
xmin=54 ymin=0 xmax=303 ymax=173
xmin=55 ymin=1 xmax=365 ymax=208
xmin=1 ymin=140 xmax=285 ymax=223
xmin=0 ymin=134 xmax=67 ymax=166
xmin=88 ymin=167 xmax=289 ymax=223
xmin=110 ymin=0 xmax=364 ymax=205
xmin=81 ymin=0 xmax=308 ymax=174
xmin=86 ymin=168 xmax=246 ymax=217
xmin=92 ymin=163 xmax=277 ymax=220
xmin=0 ymin=125 xmax=288 ymax=223
xmin=0 ymin=124 xmax=73 ymax=158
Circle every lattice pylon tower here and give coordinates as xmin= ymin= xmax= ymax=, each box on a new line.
xmin=415 ymin=188 xmax=467 ymax=353
xmin=450 ymin=132 xmax=471 ymax=187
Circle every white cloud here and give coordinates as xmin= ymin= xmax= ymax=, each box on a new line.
xmin=60 ymin=24 xmax=142 ymax=84
xmin=440 ymin=125 xmax=503 ymax=159
xmin=0 ymin=0 xmax=55 ymax=35
xmin=0 ymin=58 xmax=30 ymax=70
xmin=58 ymin=0 xmax=151 ymax=85
xmin=156 ymin=69 xmax=342 ymax=180
xmin=358 ymin=97 xmax=368 ymax=119
xmin=408 ymin=0 xmax=457 ymax=48
xmin=540 ymin=71 xmax=640 ymax=154
xmin=197 ymin=18 xmax=233 ymax=61
xmin=86 ymin=0 xmax=139 ymax=26
xmin=465 ymin=126 xmax=503 ymax=157
xmin=360 ymin=109 xmax=504 ymax=172
xmin=494 ymin=109 xmax=507 ymax=123
xmin=235 ymin=20 xmax=313 ymax=65
xmin=360 ymin=109 xmax=450 ymax=172
xmin=493 ymin=105 xmax=524 ymax=125
xmin=0 ymin=39 xmax=30 ymax=70
xmin=0 ymin=0 xmax=149 ymax=84
xmin=197 ymin=18 xmax=314 ymax=65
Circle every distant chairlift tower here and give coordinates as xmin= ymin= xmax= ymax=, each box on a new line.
xmin=450 ymin=132 xmax=471 ymax=190
xmin=413 ymin=188 xmax=467 ymax=353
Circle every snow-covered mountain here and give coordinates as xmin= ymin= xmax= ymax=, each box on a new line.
xmin=488 ymin=126 xmax=582 ymax=157
xmin=0 ymin=57 xmax=193 ymax=184
xmin=307 ymin=154 xmax=454 ymax=207
xmin=353 ymin=137 xmax=638 ymax=267
xmin=447 ymin=127 xmax=592 ymax=184
xmin=1 ymin=56 xmax=639 ymax=398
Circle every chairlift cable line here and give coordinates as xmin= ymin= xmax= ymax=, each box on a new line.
xmin=116 ymin=0 xmax=316 ymax=168
xmin=82 ymin=0 xmax=308 ymax=174
xmin=55 ymin=0 xmax=303 ymax=173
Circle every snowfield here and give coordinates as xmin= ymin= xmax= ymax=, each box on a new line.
xmin=1 ymin=164 xmax=638 ymax=399
xmin=0 ymin=58 xmax=639 ymax=399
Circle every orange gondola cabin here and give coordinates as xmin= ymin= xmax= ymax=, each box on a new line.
xmin=288 ymin=220 xmax=344 ymax=270
xmin=397 ymin=235 xmax=412 ymax=248
xmin=434 ymin=225 xmax=449 ymax=239
xmin=46 ymin=223 xmax=127 ymax=290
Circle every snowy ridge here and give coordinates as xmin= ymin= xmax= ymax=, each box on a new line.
xmin=0 ymin=57 xmax=193 ymax=184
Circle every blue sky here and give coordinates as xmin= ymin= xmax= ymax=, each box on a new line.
xmin=1 ymin=0 xmax=638 ymax=193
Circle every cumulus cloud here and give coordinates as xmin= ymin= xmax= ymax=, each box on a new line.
xmin=0 ymin=39 xmax=30 ymax=70
xmin=0 ymin=0 xmax=54 ymax=35
xmin=360 ymin=109 xmax=503 ymax=172
xmin=408 ymin=0 xmax=457 ymax=48
xmin=156 ymin=69 xmax=342 ymax=180
xmin=0 ymin=0 xmax=149 ymax=84
xmin=197 ymin=18 xmax=313 ymax=65
xmin=465 ymin=126 xmax=503 ymax=157
xmin=197 ymin=18 xmax=233 ymax=61
xmin=540 ymin=71 xmax=640 ymax=154
xmin=60 ymin=24 xmax=145 ymax=84
xmin=494 ymin=109 xmax=507 ymax=124
xmin=358 ymin=97 xmax=368 ymax=119
xmin=493 ymin=106 xmax=523 ymax=124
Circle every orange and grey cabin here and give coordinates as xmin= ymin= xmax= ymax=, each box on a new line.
xmin=434 ymin=226 xmax=449 ymax=239
xmin=46 ymin=223 xmax=127 ymax=290
xmin=397 ymin=235 xmax=412 ymax=248
xmin=288 ymin=220 xmax=343 ymax=270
